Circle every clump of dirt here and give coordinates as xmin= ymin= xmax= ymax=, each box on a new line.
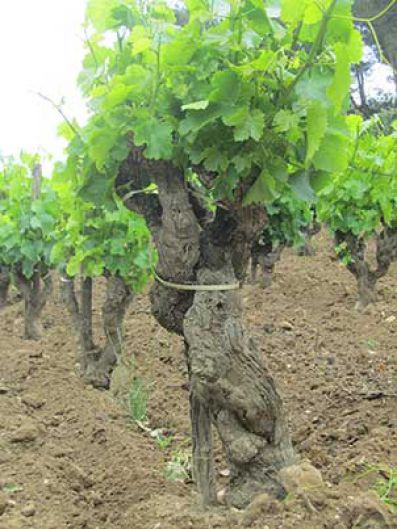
xmin=0 ymin=231 xmax=396 ymax=529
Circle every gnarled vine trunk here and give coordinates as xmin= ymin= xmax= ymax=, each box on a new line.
xmin=117 ymin=151 xmax=296 ymax=507
xmin=297 ymin=212 xmax=321 ymax=256
xmin=251 ymin=241 xmax=283 ymax=288
xmin=14 ymin=270 xmax=52 ymax=340
xmin=184 ymin=263 xmax=295 ymax=507
xmin=335 ymin=227 xmax=397 ymax=310
xmin=61 ymin=274 xmax=132 ymax=388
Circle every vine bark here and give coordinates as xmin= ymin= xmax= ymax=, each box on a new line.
xmin=117 ymin=151 xmax=296 ymax=507
xmin=335 ymin=227 xmax=397 ymax=309
xmin=61 ymin=274 xmax=132 ymax=388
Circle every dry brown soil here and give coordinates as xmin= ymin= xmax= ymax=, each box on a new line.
xmin=0 ymin=232 xmax=397 ymax=529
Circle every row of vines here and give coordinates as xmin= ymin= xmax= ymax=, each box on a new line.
xmin=1 ymin=0 xmax=396 ymax=511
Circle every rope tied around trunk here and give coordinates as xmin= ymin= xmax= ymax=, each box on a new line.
xmin=154 ymin=271 xmax=240 ymax=292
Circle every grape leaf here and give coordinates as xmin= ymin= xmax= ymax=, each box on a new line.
xmin=223 ymin=107 xmax=265 ymax=142
xmin=306 ymin=101 xmax=327 ymax=164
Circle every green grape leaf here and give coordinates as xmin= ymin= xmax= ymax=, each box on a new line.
xmin=348 ymin=29 xmax=363 ymax=64
xmin=243 ymin=170 xmax=278 ymax=205
xmin=130 ymin=25 xmax=152 ymax=56
xmin=295 ymin=68 xmax=334 ymax=106
xmin=327 ymin=43 xmax=351 ymax=113
xmin=313 ymin=132 xmax=350 ymax=173
xmin=273 ymin=109 xmax=299 ymax=133
xmin=22 ymin=260 xmax=34 ymax=279
xmin=179 ymin=105 xmax=223 ymax=136
xmin=223 ymin=107 xmax=264 ymax=142
xmin=86 ymin=0 xmax=119 ymax=30
xmin=209 ymin=71 xmax=241 ymax=103
xmin=281 ymin=0 xmax=308 ymax=26
xmin=290 ymin=170 xmax=316 ymax=202
xmin=133 ymin=118 xmax=173 ymax=160
xmin=241 ymin=0 xmax=272 ymax=34
xmin=306 ymin=101 xmax=327 ymax=164
xmin=88 ymin=128 xmax=118 ymax=170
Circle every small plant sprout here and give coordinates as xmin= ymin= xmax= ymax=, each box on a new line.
xmin=164 ymin=450 xmax=192 ymax=482
xmin=374 ymin=468 xmax=397 ymax=511
xmin=128 ymin=377 xmax=149 ymax=424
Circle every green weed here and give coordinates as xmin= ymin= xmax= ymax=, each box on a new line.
xmin=164 ymin=450 xmax=192 ymax=481
xmin=128 ymin=377 xmax=149 ymax=423
xmin=154 ymin=432 xmax=174 ymax=450
xmin=352 ymin=464 xmax=397 ymax=512
xmin=363 ymin=338 xmax=379 ymax=350
xmin=374 ymin=468 xmax=397 ymax=511
xmin=2 ymin=483 xmax=24 ymax=493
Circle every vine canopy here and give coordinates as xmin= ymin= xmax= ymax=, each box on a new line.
xmin=70 ymin=0 xmax=363 ymax=206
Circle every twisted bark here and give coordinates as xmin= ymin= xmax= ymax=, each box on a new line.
xmin=14 ymin=270 xmax=52 ymax=340
xmin=251 ymin=241 xmax=283 ymax=288
xmin=335 ymin=226 xmax=397 ymax=309
xmin=61 ymin=274 xmax=132 ymax=388
xmin=117 ymin=152 xmax=296 ymax=507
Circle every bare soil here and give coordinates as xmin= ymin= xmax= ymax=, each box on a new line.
xmin=0 ymin=232 xmax=397 ymax=529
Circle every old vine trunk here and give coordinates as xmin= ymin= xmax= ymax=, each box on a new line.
xmin=184 ymin=263 xmax=295 ymax=507
xmin=117 ymin=152 xmax=296 ymax=507
xmin=61 ymin=275 xmax=132 ymax=388
xmin=251 ymin=242 xmax=283 ymax=288
xmin=335 ymin=228 xmax=397 ymax=310
xmin=15 ymin=271 xmax=52 ymax=340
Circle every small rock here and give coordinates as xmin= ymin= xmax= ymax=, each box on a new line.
xmin=280 ymin=321 xmax=294 ymax=331
xmin=21 ymin=502 xmax=36 ymax=517
xmin=0 ymin=385 xmax=9 ymax=395
xmin=47 ymin=415 xmax=61 ymax=427
xmin=385 ymin=315 xmax=396 ymax=323
xmin=28 ymin=350 xmax=43 ymax=359
xmin=218 ymin=468 xmax=231 ymax=477
xmin=22 ymin=395 xmax=45 ymax=409
xmin=90 ymin=491 xmax=103 ymax=506
xmin=10 ymin=424 xmax=39 ymax=443
xmin=217 ymin=488 xmax=226 ymax=505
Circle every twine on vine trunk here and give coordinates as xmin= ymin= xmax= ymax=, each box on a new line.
xmin=148 ymin=238 xmax=240 ymax=292
xmin=153 ymin=271 xmax=240 ymax=292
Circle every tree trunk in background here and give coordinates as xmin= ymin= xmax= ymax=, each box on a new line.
xmin=12 ymin=163 xmax=51 ymax=340
xmin=25 ymin=271 xmax=43 ymax=340
xmin=101 ymin=275 xmax=132 ymax=373
xmin=61 ymin=275 xmax=132 ymax=389
xmin=81 ymin=277 xmax=95 ymax=354
xmin=15 ymin=271 xmax=52 ymax=340
xmin=335 ymin=228 xmax=397 ymax=310
xmin=251 ymin=242 xmax=283 ymax=288
xmin=0 ymin=266 xmax=10 ymax=308
xmin=356 ymin=272 xmax=377 ymax=310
